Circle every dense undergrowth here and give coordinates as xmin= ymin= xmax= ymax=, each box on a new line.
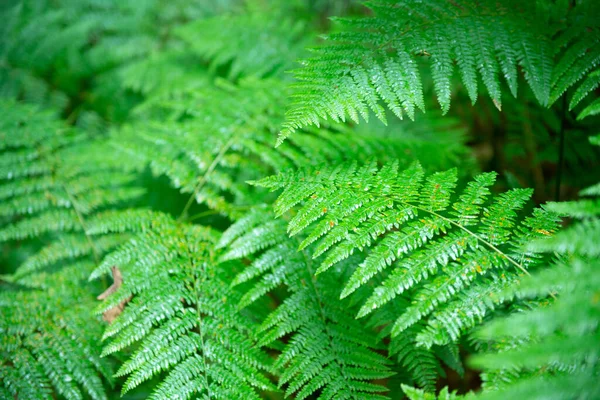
xmin=1 ymin=0 xmax=599 ymax=399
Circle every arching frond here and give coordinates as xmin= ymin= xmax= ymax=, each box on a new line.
xmin=90 ymin=213 xmax=276 ymax=399
xmin=279 ymin=0 xmax=558 ymax=143
xmin=115 ymin=77 xmax=473 ymax=221
xmin=253 ymin=161 xmax=560 ymax=345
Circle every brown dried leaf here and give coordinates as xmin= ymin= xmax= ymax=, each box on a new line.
xmin=97 ymin=266 xmax=131 ymax=323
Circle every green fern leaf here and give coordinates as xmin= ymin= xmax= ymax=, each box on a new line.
xmin=279 ymin=0 xmax=554 ymax=143
xmin=254 ymin=161 xmax=560 ymax=345
xmin=91 ymin=214 xmax=275 ymax=399
xmin=221 ymin=208 xmax=395 ymax=399
xmin=470 ymin=178 xmax=600 ymax=399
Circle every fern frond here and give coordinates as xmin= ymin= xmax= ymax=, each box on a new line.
xmin=366 ymin=297 xmax=444 ymax=392
xmin=469 ymin=178 xmax=600 ymax=399
xmin=0 ymin=100 xmax=143 ymax=269
xmin=221 ymin=208 xmax=394 ymax=399
xmin=176 ymin=9 xmax=306 ymax=79
xmin=550 ymin=3 xmax=600 ymax=103
xmin=0 ymin=100 xmax=144 ymax=398
xmin=0 ymin=0 xmax=245 ymax=121
xmin=254 ymin=161 xmax=560 ymax=345
xmin=91 ymin=213 xmax=275 ymax=399
xmin=280 ymin=0 xmax=555 ymax=143
xmin=117 ymin=77 xmax=472 ymax=221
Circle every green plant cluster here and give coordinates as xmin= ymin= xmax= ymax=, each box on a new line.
xmin=1 ymin=0 xmax=599 ymax=399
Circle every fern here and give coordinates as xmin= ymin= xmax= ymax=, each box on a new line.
xmin=114 ymin=77 xmax=471 ymax=221
xmin=279 ymin=0 xmax=560 ymax=143
xmin=176 ymin=8 xmax=307 ymax=80
xmin=0 ymin=100 xmax=143 ymax=398
xmin=403 ymin=385 xmax=466 ymax=400
xmin=254 ymin=161 xmax=560 ymax=346
xmin=367 ymin=298 xmax=447 ymax=392
xmin=468 ymin=173 xmax=600 ymax=399
xmin=89 ymin=212 xmax=276 ymax=399
xmin=2 ymin=1 xmax=598 ymax=398
xmin=0 ymin=0 xmax=245 ymax=122
xmin=219 ymin=208 xmax=394 ymax=399
xmin=1 ymin=267 xmax=113 ymax=400
xmin=550 ymin=2 xmax=600 ymax=116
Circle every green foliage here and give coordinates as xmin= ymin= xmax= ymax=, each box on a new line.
xmin=1 ymin=0 xmax=599 ymax=399
xmin=403 ymin=385 xmax=465 ymax=400
xmin=551 ymin=2 xmax=600 ymax=117
xmin=279 ymin=0 xmax=600 ymax=143
xmin=90 ymin=212 xmax=276 ymax=399
xmin=220 ymin=208 xmax=394 ymax=399
xmin=1 ymin=266 xmax=113 ymax=400
xmin=0 ymin=0 xmax=243 ymax=121
xmin=0 ymin=100 xmax=142 ymax=399
xmin=254 ymin=161 xmax=560 ymax=347
xmin=113 ymin=75 xmax=474 ymax=221
xmin=176 ymin=9 xmax=307 ymax=80
xmin=468 ymin=177 xmax=600 ymax=399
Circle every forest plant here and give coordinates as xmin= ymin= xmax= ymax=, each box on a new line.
xmin=469 ymin=158 xmax=600 ymax=399
xmin=279 ymin=0 xmax=600 ymax=144
xmin=1 ymin=0 xmax=599 ymax=399
xmin=0 ymin=100 xmax=142 ymax=399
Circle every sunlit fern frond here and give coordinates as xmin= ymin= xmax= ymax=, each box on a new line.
xmin=279 ymin=0 xmax=558 ymax=143
xmin=253 ymin=160 xmax=561 ymax=347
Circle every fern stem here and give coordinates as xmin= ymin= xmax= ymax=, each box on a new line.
xmin=187 ymin=204 xmax=253 ymax=222
xmin=403 ymin=202 xmax=530 ymax=276
xmin=178 ymin=138 xmax=234 ymax=222
xmin=61 ymin=184 xmax=101 ymax=266
xmin=401 ymin=202 xmax=557 ymax=300
xmin=190 ymin=246 xmax=212 ymax=399
xmin=34 ymin=141 xmax=102 ymax=267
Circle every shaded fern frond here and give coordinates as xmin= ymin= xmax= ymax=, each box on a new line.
xmin=254 ymin=161 xmax=560 ymax=345
xmin=280 ymin=0 xmax=555 ymax=143
xmin=220 ymin=208 xmax=394 ymax=399
xmin=0 ymin=0 xmax=243 ymax=121
xmin=1 ymin=266 xmax=114 ymax=400
xmin=0 ymin=100 xmax=144 ymax=273
xmin=469 ymin=177 xmax=600 ymax=400
xmin=367 ymin=299 xmax=442 ymax=392
xmin=118 ymin=77 xmax=471 ymax=220
xmin=0 ymin=100 xmax=144 ymax=398
xmin=90 ymin=213 xmax=276 ymax=399
xmin=176 ymin=9 xmax=307 ymax=79
xmin=550 ymin=2 xmax=600 ymax=116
